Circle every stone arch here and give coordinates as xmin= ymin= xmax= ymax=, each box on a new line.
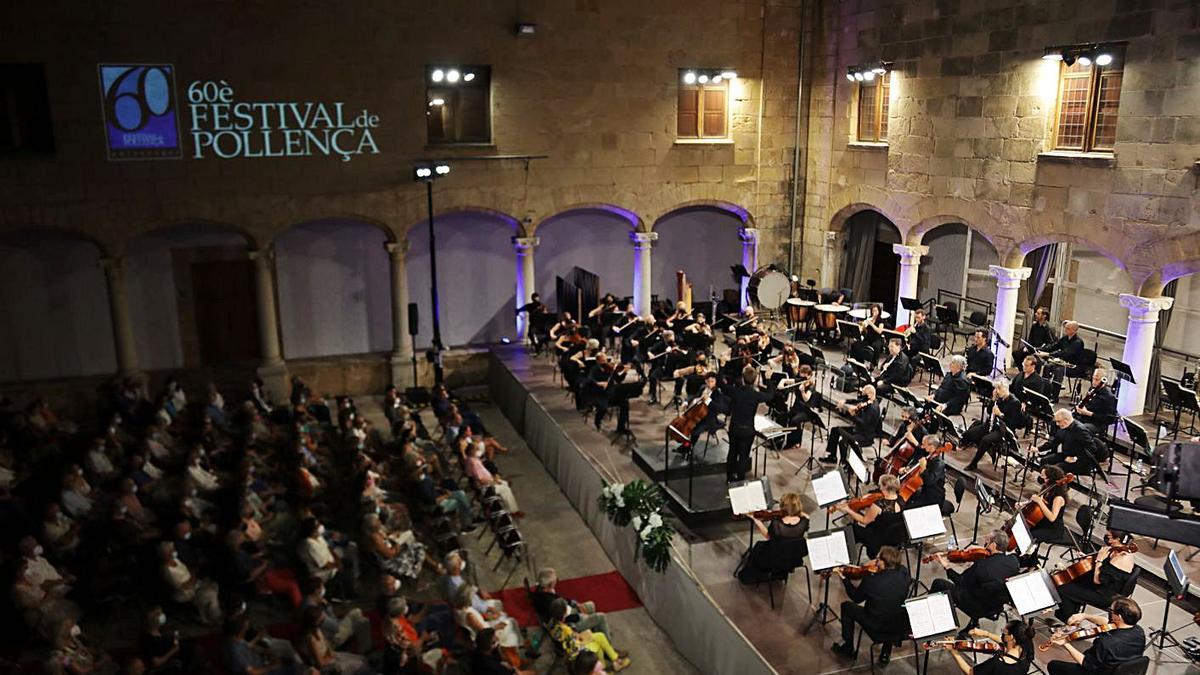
xmin=129 ymin=219 xmax=258 ymax=250
xmin=0 ymin=225 xmax=111 ymax=258
xmin=1137 ymin=232 xmax=1200 ymax=297
xmin=649 ymin=200 xmax=754 ymax=230
xmin=651 ymin=202 xmax=751 ymax=306
xmin=909 ymin=213 xmax=1005 ymax=253
xmin=271 ymin=213 xmax=398 ymax=246
xmin=402 ymin=206 xmax=523 ymax=240
xmin=530 ymin=203 xmax=643 ymax=235
xmin=828 ymin=201 xmax=904 ymax=235
xmin=1010 ymin=233 xmax=1131 ymax=280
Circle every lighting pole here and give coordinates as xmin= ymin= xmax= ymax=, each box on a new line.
xmin=414 ymin=163 xmax=450 ymax=385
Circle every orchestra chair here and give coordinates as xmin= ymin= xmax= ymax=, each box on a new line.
xmin=1110 ymin=656 xmax=1151 ymax=675
xmin=1033 ymin=505 xmax=1095 ymax=568
xmin=1154 ymin=377 xmax=1186 ymax=437
xmin=748 ymin=536 xmax=811 ymax=610
xmin=854 ymin=623 xmax=918 ymax=673
xmin=1065 ymin=349 xmax=1098 ymax=402
xmin=934 ymin=303 xmax=958 ymax=356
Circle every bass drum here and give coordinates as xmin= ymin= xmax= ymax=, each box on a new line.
xmin=748 ymin=268 xmax=790 ymax=310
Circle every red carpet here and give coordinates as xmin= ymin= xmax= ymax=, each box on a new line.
xmin=492 ymin=570 xmax=643 ymax=627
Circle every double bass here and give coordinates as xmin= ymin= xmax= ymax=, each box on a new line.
xmin=1003 ymin=472 xmax=1075 ymax=551
xmin=1049 ymin=543 xmax=1138 ymax=587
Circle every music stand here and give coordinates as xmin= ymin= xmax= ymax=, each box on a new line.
xmin=1005 ymin=569 xmax=1061 ymax=618
xmin=803 ymin=526 xmax=856 ymax=632
xmin=845 ymin=447 xmax=870 ymax=488
xmin=968 ymin=374 xmax=995 ymax=418
xmin=883 ymin=328 xmax=907 ymax=344
xmin=929 ymin=408 xmax=961 ymax=442
xmin=729 ymin=477 xmax=773 ymax=548
xmin=1022 ymin=388 xmax=1054 ymax=449
xmin=893 ymin=386 xmax=923 ymax=410
xmin=900 ymin=297 xmax=924 ymax=312
xmin=903 ymin=504 xmax=948 ymax=593
xmin=969 ymin=481 xmax=994 ymax=545
xmin=1150 ymin=549 xmax=1191 ymax=652
xmin=1118 ymin=417 xmax=1152 ymax=501
xmin=795 ymin=407 xmax=829 ymax=475
xmin=907 ymin=591 xmax=960 ymax=673
xmin=839 ymin=320 xmax=862 ymax=342
xmin=917 ymin=352 xmax=943 ymax=386
xmin=1108 ymin=357 xmax=1136 ymax=399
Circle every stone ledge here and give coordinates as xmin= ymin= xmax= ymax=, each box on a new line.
xmin=847 ymin=141 xmax=889 ymax=151
xmin=673 ymin=138 xmax=734 ymax=146
xmin=1037 ymin=150 xmax=1116 ymax=167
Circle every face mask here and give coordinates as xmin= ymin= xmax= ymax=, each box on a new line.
xmin=317 ymin=525 xmax=325 ymax=536
xmin=172 ymin=551 xmax=180 ymax=561
xmin=318 ymin=587 xmax=326 ymax=598
xmin=70 ymin=625 xmax=81 ymax=638
xmin=33 ymin=545 xmax=43 ymax=556
xmin=157 ymin=613 xmax=167 ymax=626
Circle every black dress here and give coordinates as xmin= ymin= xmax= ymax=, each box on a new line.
xmin=854 ymin=498 xmax=905 ymax=558
xmin=974 ymin=652 xmax=1029 ymax=675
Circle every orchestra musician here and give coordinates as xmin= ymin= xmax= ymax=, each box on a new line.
xmin=906 ymin=435 xmax=948 ymax=509
xmin=781 ymin=365 xmax=822 ymax=447
xmin=515 ymin=292 xmax=550 ymax=352
xmin=928 ymin=355 xmax=972 ymax=417
xmin=736 ymin=306 xmax=761 ymax=337
xmin=874 ymin=338 xmax=912 ymax=398
xmin=1025 ymin=464 xmax=1071 ymax=549
xmin=667 ymin=301 xmax=692 ymax=332
xmin=682 ymin=312 xmax=713 ymax=352
xmin=615 ymin=308 xmax=644 ymax=363
xmin=1038 ymin=409 xmax=1099 ymax=473
xmin=1054 ymin=530 xmax=1137 ymax=623
xmin=965 ymin=330 xmax=995 ymax=377
xmin=945 ymin=622 xmax=1035 ymax=675
xmin=592 ymin=359 xmax=635 ymax=435
xmin=736 ymin=492 xmax=810 ymax=585
xmin=720 ymin=366 xmax=777 ymax=483
xmin=671 ymin=354 xmax=711 ymax=401
xmin=1038 ymin=320 xmax=1087 ymax=379
xmin=830 ymin=546 xmax=911 ymax=665
xmin=768 ymin=344 xmax=808 ymax=378
xmin=1074 ymin=369 xmax=1117 ymax=437
xmin=930 ymin=530 xmax=1020 ymax=634
xmin=833 ymin=473 xmax=905 ymax=558
xmin=1012 ymin=306 xmax=1055 ymax=366
xmin=859 ymin=303 xmax=888 ymax=362
xmin=682 ymin=373 xmax=729 ymax=451
xmin=561 ymin=336 xmax=598 ymax=394
xmin=646 ymin=331 xmax=687 ymax=405
xmin=888 ymin=406 xmax=928 ymax=457
xmin=962 ymin=378 xmax=1028 ymax=472
xmin=1011 ymin=355 xmax=1049 ymax=400
xmin=820 ymin=384 xmax=881 ymax=465
xmin=549 ymin=311 xmax=577 ymax=343
xmin=588 ymin=293 xmax=620 ymax=348
xmin=1045 ymin=597 xmax=1146 ymax=675
xmin=906 ymin=308 xmax=934 ymax=358
xmin=579 ymin=351 xmax=613 ymax=415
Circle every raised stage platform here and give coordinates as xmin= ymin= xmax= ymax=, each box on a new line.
xmin=488 ymin=344 xmax=1200 ymax=674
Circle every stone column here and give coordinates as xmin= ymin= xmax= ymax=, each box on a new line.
xmin=99 ymin=256 xmax=140 ymax=376
xmin=739 ymin=227 xmax=759 ymax=311
xmin=630 ymin=231 xmax=658 ymax=317
xmin=248 ymin=248 xmax=288 ymax=394
xmin=893 ymin=244 xmax=928 ymax=327
xmin=385 ymin=241 xmax=415 ymax=387
xmin=988 ymin=265 xmax=1032 ymax=373
xmin=1117 ymin=294 xmax=1174 ymax=418
xmin=512 ymin=236 xmax=539 ymax=340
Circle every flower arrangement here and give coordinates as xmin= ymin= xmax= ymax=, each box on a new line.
xmin=599 ymin=480 xmax=675 ymax=573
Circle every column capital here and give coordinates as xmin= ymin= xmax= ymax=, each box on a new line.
xmin=1119 ymin=293 xmax=1174 ymax=319
xmin=738 ymin=227 xmax=759 ymax=244
xmin=384 ymin=240 xmax=411 ymax=258
xmin=630 ymin=231 xmax=658 ymax=248
xmin=988 ymin=265 xmax=1032 ymax=288
xmin=512 ymin=236 xmax=540 ymax=252
xmin=248 ymin=247 xmax=275 ymax=264
xmin=892 ymin=244 xmax=928 ymax=263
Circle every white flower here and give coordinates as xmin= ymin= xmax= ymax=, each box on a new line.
xmin=631 ymin=515 xmax=643 ymax=530
xmin=614 ymin=495 xmax=624 ymax=508
xmin=647 ymin=513 xmax=663 ymax=529
xmin=640 ymin=525 xmax=655 ymax=541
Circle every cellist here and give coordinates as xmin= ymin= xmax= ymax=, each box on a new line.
xmin=1026 ymin=464 xmax=1071 ymax=550
xmin=679 ymin=373 xmax=728 ymax=453
xmin=1053 ymin=530 xmax=1137 ymax=623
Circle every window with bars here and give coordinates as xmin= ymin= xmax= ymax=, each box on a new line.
xmin=677 ymin=82 xmax=729 ymax=140
xmin=855 ymin=76 xmax=889 ymax=143
xmin=1053 ymin=56 xmax=1123 ymax=152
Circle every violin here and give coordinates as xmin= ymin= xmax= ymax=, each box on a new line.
xmin=1049 ymin=543 xmax=1138 ymax=587
xmin=733 ymin=508 xmax=784 ymax=521
xmin=922 ymin=546 xmax=994 ymax=564
xmin=923 ymin=639 xmax=1002 ymax=654
xmin=829 ymin=464 xmax=923 ymax=513
xmin=1038 ymin=623 xmax=1117 ymax=652
xmin=1003 ymin=472 xmax=1075 ymax=551
xmin=820 ymin=559 xmax=883 ymax=579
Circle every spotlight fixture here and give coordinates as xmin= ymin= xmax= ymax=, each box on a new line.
xmin=431 ymin=69 xmax=445 ymax=82
xmin=712 ymin=75 xmax=723 ymax=83
xmin=720 ymin=70 xmax=738 ymax=80
xmin=428 ymin=98 xmax=445 ymax=107
xmin=697 ymin=74 xmax=709 ymax=83
xmin=683 ymin=71 xmax=697 ymax=84
xmin=414 ymin=166 xmax=433 ymax=180
xmin=1077 ymin=55 xmax=1092 ymax=67
xmin=413 ymin=163 xmax=450 ymax=183
xmin=434 ymin=163 xmax=450 ymax=175
xmin=463 ymin=72 xmax=475 ymax=82
xmin=516 ymin=22 xmax=537 ymax=36
xmin=446 ymin=69 xmax=460 ymax=83
xmin=681 ymin=68 xmax=736 ymax=85
xmin=1095 ymin=53 xmax=1113 ymax=66
xmin=846 ymin=61 xmax=892 ymax=83
xmin=1041 ymin=43 xmax=1121 ymax=69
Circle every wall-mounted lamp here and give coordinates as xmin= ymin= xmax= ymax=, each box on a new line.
xmin=516 ymin=22 xmax=537 ymax=36
xmin=1042 ymin=43 xmax=1119 ymax=67
xmin=681 ymin=68 xmax=738 ymax=85
xmin=846 ymin=61 xmax=892 ymax=82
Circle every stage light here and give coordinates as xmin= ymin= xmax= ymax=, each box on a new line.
xmin=683 ymin=71 xmax=696 ymax=84
xmin=697 ymin=74 xmax=709 ymax=83
xmin=431 ymin=69 xmax=444 ymax=82
xmin=854 ymin=71 xmax=865 ymax=81
xmin=414 ymin=167 xmax=433 ymax=180
xmin=446 ymin=69 xmax=461 ymax=83
xmin=720 ymin=70 xmax=737 ymax=80
xmin=863 ymin=70 xmax=875 ymax=81
xmin=1041 ymin=48 xmax=1063 ymax=61
xmin=516 ymin=22 xmax=537 ymax=36
xmin=712 ymin=75 xmax=723 ymax=83
xmin=1077 ymin=54 xmax=1092 ymax=67
xmin=871 ymin=65 xmax=887 ymax=75
xmin=501 ymin=337 xmax=512 ymax=344
xmin=1095 ymin=53 xmax=1113 ymax=66
xmin=464 ymin=72 xmax=476 ymax=82
xmin=429 ymin=98 xmax=445 ymax=107
xmin=434 ymin=163 xmax=450 ymax=175
xmin=846 ymin=72 xmax=856 ymax=82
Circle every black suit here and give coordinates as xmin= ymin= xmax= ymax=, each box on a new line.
xmin=1011 ymin=371 xmax=1049 ymax=401
xmin=721 ymin=382 xmax=776 ymax=482
xmin=1040 ymin=420 xmax=1098 ymax=472
xmin=1048 ymin=626 xmax=1146 ymax=675
xmin=824 ymin=401 xmax=881 ymax=463
xmin=965 ymin=345 xmax=994 ymax=376
xmin=1047 ymin=334 xmax=1088 ymax=378
xmin=1077 ymin=385 xmax=1117 ymax=435
xmin=963 ymin=394 xmax=1027 ymax=468
xmin=934 ymin=370 xmax=971 ymax=416
xmin=875 ymin=352 xmax=911 ymax=397
xmin=1013 ymin=321 xmax=1056 ymax=365
xmin=840 ymin=566 xmax=912 ymax=648
xmin=930 ymin=552 xmax=1019 ymax=621
xmin=907 ymin=323 xmax=933 ymax=357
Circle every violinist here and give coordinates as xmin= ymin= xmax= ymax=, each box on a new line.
xmin=516 ymin=292 xmax=550 ymax=352
xmin=593 ymin=360 xmax=634 ymax=435
xmin=735 ymin=307 xmax=761 ymax=337
xmin=588 ymin=293 xmax=619 ymax=341
xmin=928 ymin=355 xmax=972 ymax=417
xmin=1046 ymin=597 xmax=1145 ymax=675
xmin=964 ymin=330 xmax=995 ymax=377
xmin=906 ymin=308 xmax=934 ymax=358
xmin=561 ymin=336 xmax=597 ymax=394
xmin=646 ymin=331 xmax=686 ymax=405
xmin=906 ymin=435 xmax=948 ymax=510
xmin=945 ymin=622 xmax=1035 ymax=675
xmin=672 ymin=353 xmax=711 ymax=400
xmin=963 ymin=378 xmax=1028 ymax=472
xmin=579 ymin=352 xmax=613 ymax=415
xmin=820 ymin=385 xmax=881 ymax=465
xmin=667 ymin=301 xmax=691 ymax=332
xmin=1074 ymin=369 xmax=1117 ymax=437
xmin=834 ymin=473 xmax=905 ymax=558
xmin=1026 ymin=464 xmax=1070 ymax=549
xmin=767 ymin=344 xmax=806 ymax=379
xmin=615 ymin=308 xmax=644 ymax=362
xmin=736 ymin=493 xmax=810 ymax=585
xmin=682 ymin=312 xmax=713 ymax=351
xmin=830 ymin=546 xmax=910 ymax=664
xmin=1054 ymin=530 xmax=1137 ymax=623
xmin=930 ymin=530 xmax=1019 ymax=634
xmin=781 ymin=365 xmax=821 ymax=447
xmin=874 ymin=339 xmax=911 ymax=398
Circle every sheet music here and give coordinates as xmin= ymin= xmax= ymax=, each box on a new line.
xmin=902 ymin=504 xmax=947 ymax=541
xmin=728 ymin=481 xmax=768 ymax=515
xmin=846 ymin=450 xmax=869 ymax=484
xmin=1010 ymin=516 xmax=1033 ymax=555
xmin=754 ymin=414 xmax=785 ymax=437
xmin=812 ymin=471 xmax=848 ymax=508
xmin=905 ymin=593 xmax=957 ymax=640
xmin=806 ymin=531 xmax=851 ymax=571
xmin=1006 ymin=570 xmax=1057 ymax=616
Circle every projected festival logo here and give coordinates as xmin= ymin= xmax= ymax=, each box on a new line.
xmin=98 ymin=63 xmax=381 ymax=162
xmin=98 ymin=64 xmax=183 ymax=160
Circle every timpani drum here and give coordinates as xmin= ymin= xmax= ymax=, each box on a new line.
xmin=813 ymin=304 xmax=850 ymax=331
xmin=785 ymin=298 xmax=815 ymax=323
xmin=748 ymin=267 xmax=791 ymax=310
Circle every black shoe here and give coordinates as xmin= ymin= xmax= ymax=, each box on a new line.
xmin=831 ymin=642 xmax=856 ymax=658
xmin=878 ymin=645 xmax=892 ymax=665
xmin=818 ymin=455 xmax=838 ymax=464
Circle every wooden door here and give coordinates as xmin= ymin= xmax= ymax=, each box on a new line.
xmin=191 ymin=260 xmax=261 ymax=366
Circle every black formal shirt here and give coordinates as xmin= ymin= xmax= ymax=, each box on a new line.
xmin=1028 ymin=322 xmax=1055 ymax=350
xmin=1048 ymin=334 xmax=1085 ymax=367
xmin=1041 ymin=420 xmax=1096 ymax=461
xmin=879 ymin=351 xmax=911 ymax=386
xmin=1081 ymin=626 xmax=1146 ymax=673
xmin=849 ymin=401 xmax=882 ymax=445
xmin=721 ymin=382 xmax=776 ymax=433
xmin=1011 ymin=371 xmax=1048 ymax=400
xmin=843 ymin=566 xmax=912 ymax=625
xmin=1081 ymin=385 xmax=1117 ymax=428
xmin=995 ymin=394 xmax=1028 ymax=430
xmin=952 ymin=553 xmax=1019 ymax=615
xmin=908 ymin=323 xmax=934 ymax=355
xmin=966 ymin=345 xmax=995 ymax=376
xmin=934 ymin=371 xmax=972 ymax=416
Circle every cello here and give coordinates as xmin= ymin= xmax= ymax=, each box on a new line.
xmin=1002 ymin=472 xmax=1075 ymax=551
xmin=667 ymin=397 xmax=709 ymax=444
xmin=1049 ymin=543 xmax=1138 ymax=587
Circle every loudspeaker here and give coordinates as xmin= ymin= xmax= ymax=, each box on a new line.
xmin=1153 ymin=442 xmax=1200 ymax=499
xmin=1108 ymin=499 xmax=1200 ymax=548
xmin=407 ymin=303 xmax=419 ymax=336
